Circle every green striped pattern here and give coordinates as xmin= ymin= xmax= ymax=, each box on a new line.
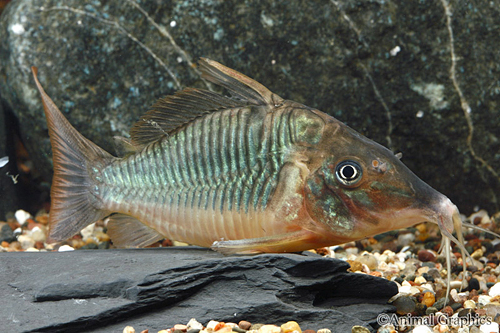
xmin=98 ymin=106 xmax=305 ymax=235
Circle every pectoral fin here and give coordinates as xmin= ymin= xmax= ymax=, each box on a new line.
xmin=211 ymin=230 xmax=317 ymax=254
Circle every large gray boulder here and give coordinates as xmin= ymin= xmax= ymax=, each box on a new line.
xmin=0 ymin=0 xmax=499 ymax=214
xmin=0 ymin=248 xmax=397 ymax=332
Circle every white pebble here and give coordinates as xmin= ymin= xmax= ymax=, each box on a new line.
xmin=345 ymin=247 xmax=359 ymax=255
xmin=187 ymin=318 xmax=203 ymax=330
xmin=15 ymin=209 xmax=31 ymax=224
xmin=464 ymin=300 xmax=476 ymax=309
xmin=25 ymin=247 xmax=39 ymax=252
xmin=478 ymin=295 xmax=492 ymax=306
xmin=123 ymin=326 xmax=135 ymax=333
xmin=414 ymin=276 xmax=427 ymax=284
xmin=17 ymin=235 xmax=35 ymax=250
xmin=80 ymin=223 xmax=95 ymax=241
xmin=450 ymin=280 xmax=465 ymax=289
xmin=412 ymin=325 xmax=433 ymax=333
xmin=397 ymin=233 xmax=415 ymax=246
xmin=58 ymin=245 xmax=75 ymax=252
xmin=420 ymin=283 xmax=434 ymax=292
xmin=480 ymin=322 xmax=499 ymax=333
xmin=206 ymin=320 xmax=220 ymax=330
xmin=489 ymin=282 xmax=500 ymax=297
xmin=29 ymin=226 xmax=46 ymax=242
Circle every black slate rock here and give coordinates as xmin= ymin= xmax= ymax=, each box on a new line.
xmin=0 ymin=248 xmax=397 ymax=333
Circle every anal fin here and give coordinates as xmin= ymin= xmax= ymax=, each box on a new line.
xmin=106 ymin=214 xmax=164 ymax=248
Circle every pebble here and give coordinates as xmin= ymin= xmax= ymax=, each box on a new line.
xmin=392 ymin=295 xmax=416 ymax=315
xmin=469 ymin=278 xmax=480 ymax=291
xmin=414 ymin=276 xmax=426 ymax=284
xmin=489 ymin=282 xmax=500 ymax=296
xmin=0 ymin=222 xmax=14 ymax=242
xmin=123 ymin=326 xmax=135 ymax=333
xmin=351 ymin=326 xmax=370 ymax=333
xmin=187 ymin=319 xmax=204 ymax=331
xmin=418 ymin=249 xmax=436 ymax=262
xmin=15 ymin=209 xmax=31 ymax=224
xmin=250 ymin=324 xmax=264 ymax=331
xmin=280 ymin=321 xmax=301 ymax=333
xmin=478 ymin=295 xmax=492 ymax=306
xmin=357 ymin=253 xmax=379 ymax=270
xmin=29 ymin=226 xmax=46 ymax=242
xmin=238 ymin=321 xmax=252 ymax=330
xmin=464 ymin=299 xmax=476 ymax=309
xmin=17 ymin=234 xmax=35 ymax=250
xmin=347 ymin=260 xmax=363 ymax=272
xmin=425 ymin=307 xmax=438 ymax=315
xmin=433 ymin=298 xmax=446 ymax=310
xmin=472 ymin=248 xmax=484 ymax=260
xmin=421 ymin=291 xmax=435 ymax=307
xmin=257 ymin=325 xmax=280 ymax=333
xmin=412 ymin=326 xmax=433 ymax=333
xmin=316 ymin=330 xmax=331 ymax=333
xmin=174 ymin=324 xmax=188 ymax=332
xmin=480 ymin=322 xmax=499 ymax=333
xmin=58 ymin=245 xmax=75 ymax=252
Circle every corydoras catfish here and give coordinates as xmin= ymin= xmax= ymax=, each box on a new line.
xmin=32 ymin=59 xmax=492 ymax=297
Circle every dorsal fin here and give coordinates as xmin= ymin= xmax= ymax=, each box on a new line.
xmin=199 ymin=58 xmax=283 ymax=106
xmin=130 ymin=59 xmax=283 ymax=148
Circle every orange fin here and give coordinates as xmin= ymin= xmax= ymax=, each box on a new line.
xmin=106 ymin=214 xmax=164 ymax=248
xmin=32 ymin=67 xmax=114 ymax=243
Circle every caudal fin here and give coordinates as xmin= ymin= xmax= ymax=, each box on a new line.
xmin=32 ymin=67 xmax=114 ymax=243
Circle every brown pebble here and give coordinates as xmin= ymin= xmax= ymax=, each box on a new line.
xmin=140 ymin=330 xmax=149 ymax=333
xmin=476 ymin=308 xmax=487 ymax=316
xmin=1 ymin=241 xmax=9 ymax=247
xmin=239 ymin=321 xmax=251 ymax=330
xmin=9 ymin=241 xmax=22 ymax=251
xmin=346 ymin=260 xmax=363 ymax=272
xmin=314 ymin=247 xmax=330 ymax=256
xmin=442 ymin=305 xmax=453 ymax=317
xmin=35 ymin=241 xmax=45 ymax=249
xmin=369 ymin=271 xmax=382 ymax=277
xmin=303 ymin=330 xmax=316 ymax=333
xmin=418 ymin=249 xmax=436 ymax=262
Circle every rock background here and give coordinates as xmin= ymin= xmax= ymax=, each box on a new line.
xmin=0 ymin=0 xmax=499 ymax=215
xmin=0 ymin=248 xmax=397 ymax=332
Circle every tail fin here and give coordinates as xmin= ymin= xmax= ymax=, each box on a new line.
xmin=32 ymin=67 xmax=114 ymax=243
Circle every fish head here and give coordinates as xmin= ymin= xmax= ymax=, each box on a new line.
xmin=303 ymin=118 xmax=463 ymax=245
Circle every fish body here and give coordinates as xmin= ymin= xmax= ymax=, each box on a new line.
xmin=32 ymin=59 xmax=469 ymax=258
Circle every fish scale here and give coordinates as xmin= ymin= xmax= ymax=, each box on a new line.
xmin=96 ymin=105 xmax=295 ymax=243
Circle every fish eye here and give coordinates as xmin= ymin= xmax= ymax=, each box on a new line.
xmin=335 ymin=160 xmax=363 ymax=187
